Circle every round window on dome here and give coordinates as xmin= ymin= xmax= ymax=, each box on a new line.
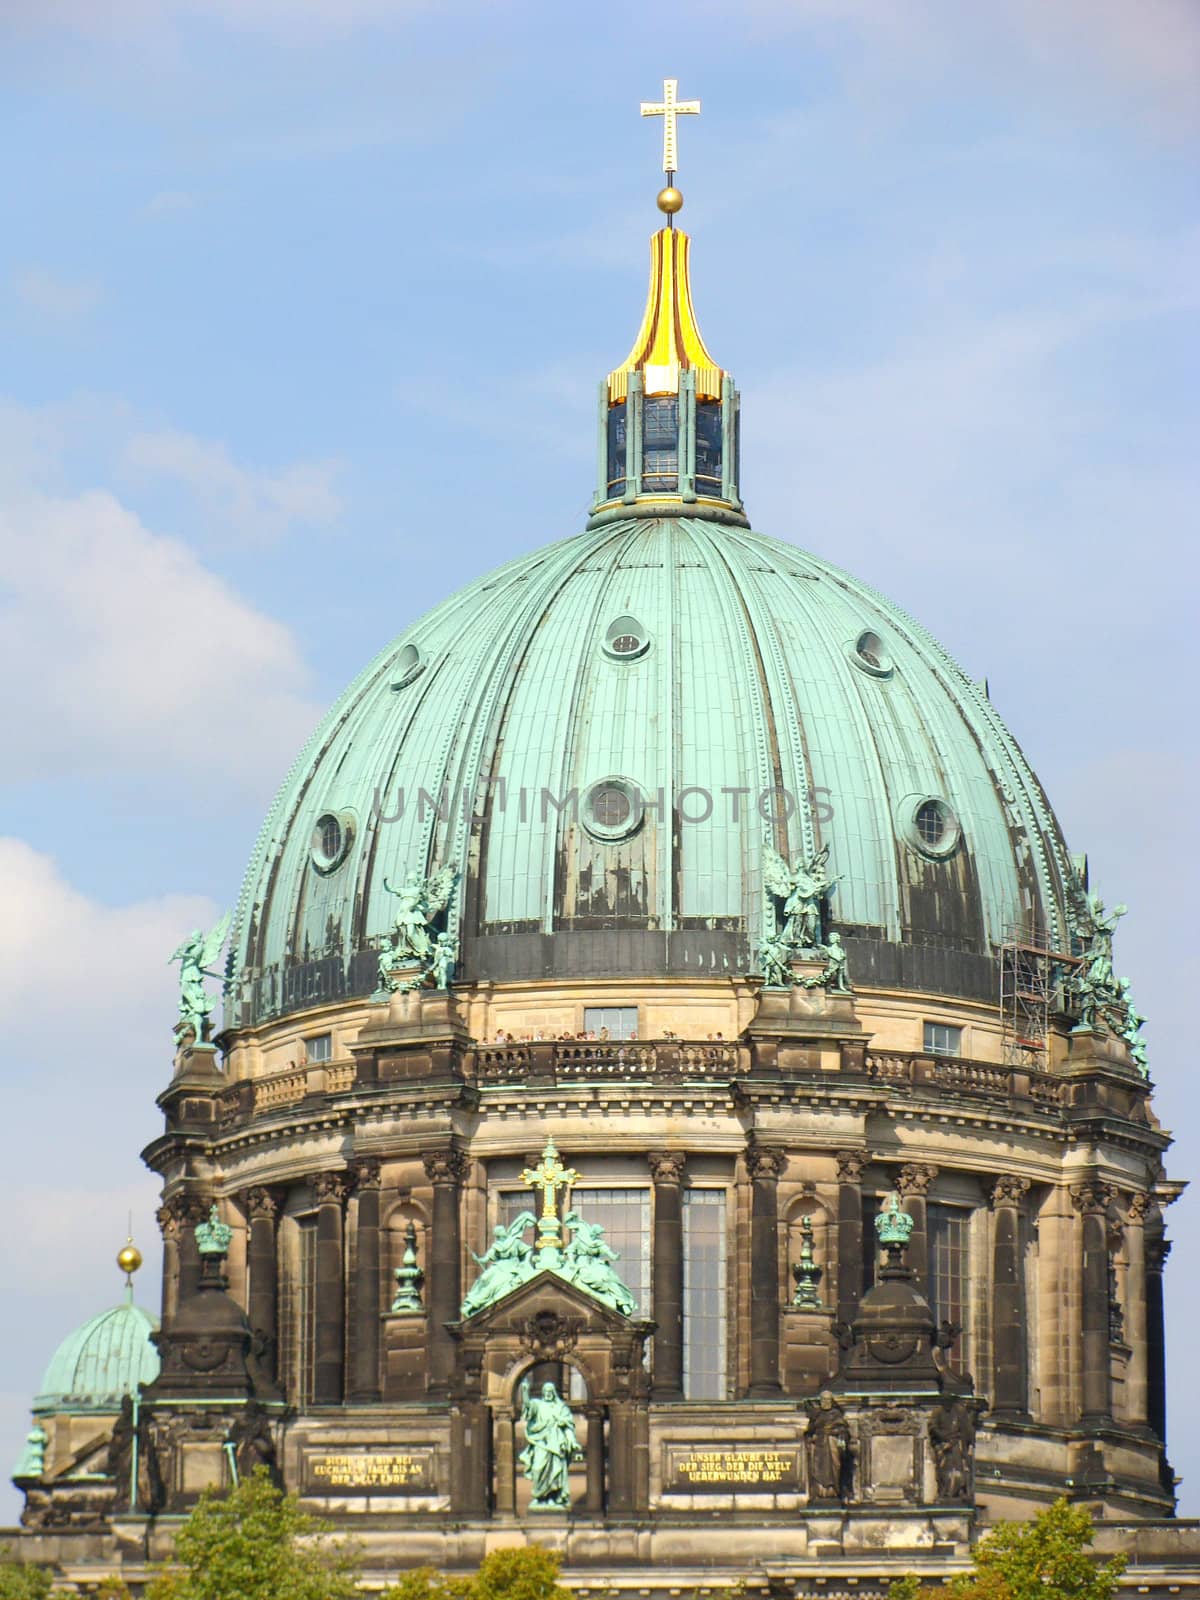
xmin=908 ymin=796 xmax=961 ymax=860
xmin=311 ymin=810 xmax=355 ymax=874
xmin=603 ymin=615 xmax=650 ymax=661
xmin=582 ymin=776 xmax=645 ymax=842
xmin=390 ymin=643 xmax=425 ymax=691
xmin=848 ymin=628 xmax=893 ymax=677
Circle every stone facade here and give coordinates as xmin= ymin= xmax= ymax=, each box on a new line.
xmin=13 ymin=970 xmax=1197 ymax=1593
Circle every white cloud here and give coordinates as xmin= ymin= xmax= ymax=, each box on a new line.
xmin=0 ymin=481 xmax=321 ymax=789
xmin=0 ymin=837 xmax=215 ymax=1029
xmin=124 ymin=428 xmax=342 ymax=540
xmin=13 ymin=267 xmax=102 ymax=324
xmin=142 ymin=189 xmax=196 ymax=218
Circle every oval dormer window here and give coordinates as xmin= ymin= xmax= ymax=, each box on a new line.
xmin=603 ymin=615 xmax=650 ymax=660
xmin=390 ymin=643 xmax=424 ymax=691
xmin=311 ymin=810 xmax=355 ymax=874
xmin=908 ymin=796 xmax=961 ymax=860
xmin=582 ymin=776 xmax=645 ymax=843
xmin=848 ymin=628 xmax=893 ymax=678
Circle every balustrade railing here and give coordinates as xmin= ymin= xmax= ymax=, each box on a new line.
xmin=214 ymin=1040 xmax=1064 ymax=1125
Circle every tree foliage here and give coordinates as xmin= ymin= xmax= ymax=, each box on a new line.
xmin=381 ymin=1546 xmax=574 ymax=1600
xmin=890 ymin=1498 xmax=1128 ymax=1600
xmin=145 ymin=1470 xmax=360 ymax=1600
xmin=0 ymin=1545 xmax=54 ymax=1600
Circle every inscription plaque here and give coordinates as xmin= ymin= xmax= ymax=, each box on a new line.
xmin=664 ymin=1445 xmax=802 ymax=1492
xmin=304 ymin=1449 xmax=435 ymax=1494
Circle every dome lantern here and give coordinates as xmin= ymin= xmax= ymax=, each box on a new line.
xmin=591 ymin=79 xmax=746 ymax=528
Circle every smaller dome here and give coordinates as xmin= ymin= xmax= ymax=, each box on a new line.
xmin=34 ymin=1300 xmax=159 ymax=1415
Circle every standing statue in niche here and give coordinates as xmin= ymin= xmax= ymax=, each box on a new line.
xmin=377 ymin=865 xmax=458 ymax=992
xmin=803 ymin=1390 xmax=852 ymax=1501
xmin=764 ymin=843 xmax=842 ymax=954
xmin=227 ymin=1403 xmax=282 ymax=1488
xmin=459 ymin=1213 xmax=536 ymax=1318
xmin=928 ymin=1397 xmax=977 ymax=1501
xmin=518 ymin=1378 xmax=582 ymax=1510
xmin=169 ymin=912 xmax=231 ymax=1044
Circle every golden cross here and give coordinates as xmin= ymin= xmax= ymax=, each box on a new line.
xmin=640 ymin=77 xmax=701 ymax=178
xmin=521 ymin=1138 xmax=580 ymax=1223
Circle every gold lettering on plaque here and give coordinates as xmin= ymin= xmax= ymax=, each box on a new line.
xmin=309 ymin=1453 xmax=428 ymax=1489
xmin=675 ymin=1450 xmax=795 ymax=1486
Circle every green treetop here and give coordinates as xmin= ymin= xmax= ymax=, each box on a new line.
xmin=145 ymin=1470 xmax=359 ymax=1600
xmin=891 ymin=1498 xmax=1127 ymax=1600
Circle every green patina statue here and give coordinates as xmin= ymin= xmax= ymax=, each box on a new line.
xmin=459 ymin=1139 xmax=639 ymax=1319
xmin=380 ymin=870 xmax=460 ymax=979
xmin=757 ymin=927 xmax=796 ymax=989
xmin=802 ymin=930 xmax=852 ymax=994
xmin=764 ymin=842 xmax=842 ymax=954
xmin=460 ymin=1213 xmax=537 ymax=1317
xmin=518 ymin=1378 xmax=582 ymax=1509
xmin=169 ymin=912 xmax=231 ymax=1044
xmin=561 ymin=1210 xmax=638 ymax=1315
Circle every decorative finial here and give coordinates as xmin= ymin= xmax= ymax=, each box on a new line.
xmin=521 ymin=1136 xmax=581 ymax=1263
xmin=195 ymin=1203 xmax=233 ymax=1258
xmin=640 ymin=77 xmax=700 ymax=222
xmin=117 ymin=1236 xmax=143 ymax=1287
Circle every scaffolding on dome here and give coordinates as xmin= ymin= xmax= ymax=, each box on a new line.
xmin=999 ymin=923 xmax=1078 ymax=1067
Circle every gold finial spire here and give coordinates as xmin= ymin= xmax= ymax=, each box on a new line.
xmin=117 ymin=1232 xmax=143 ymax=1302
xmin=640 ymin=77 xmax=701 ymax=180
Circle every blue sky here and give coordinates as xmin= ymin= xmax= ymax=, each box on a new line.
xmin=1 ymin=0 xmax=1197 ymax=1522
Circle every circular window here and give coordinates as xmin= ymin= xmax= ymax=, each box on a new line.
xmin=310 ymin=810 xmax=355 ymax=874
xmin=907 ymin=796 xmax=961 ymax=860
xmin=848 ymin=628 xmax=893 ymax=677
xmin=602 ymin=615 xmax=650 ymax=661
xmin=390 ymin=643 xmax=424 ymax=691
xmin=582 ymin=776 xmax=645 ymax=842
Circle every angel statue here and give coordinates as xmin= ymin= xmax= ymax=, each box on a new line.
xmin=169 ymin=913 xmax=231 ymax=1044
xmin=561 ymin=1210 xmax=638 ymax=1316
xmin=763 ymin=843 xmax=842 ymax=954
xmin=460 ymin=1212 xmax=537 ymax=1318
xmin=1071 ymin=893 xmax=1126 ymax=1030
xmin=377 ymin=865 xmax=458 ymax=991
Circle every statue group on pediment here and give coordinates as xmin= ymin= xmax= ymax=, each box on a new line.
xmin=758 ymin=844 xmax=852 ymax=993
xmin=377 ymin=865 xmax=460 ymax=994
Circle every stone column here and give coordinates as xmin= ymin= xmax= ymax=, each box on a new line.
xmin=424 ymin=1148 xmax=468 ymax=1396
xmin=1071 ymin=1180 xmax=1115 ymax=1424
xmin=1123 ymin=1195 xmax=1150 ymax=1429
xmin=895 ymin=1163 xmax=939 ymax=1291
xmin=348 ymin=1158 xmax=382 ymax=1403
xmin=159 ymin=1194 xmax=209 ymax=1317
xmin=584 ymin=1405 xmax=605 ymax=1513
xmin=648 ymin=1150 xmax=686 ymax=1400
xmin=1147 ymin=1229 xmax=1170 ymax=1443
xmin=312 ymin=1171 xmax=349 ymax=1405
xmin=746 ymin=1142 xmax=786 ymax=1397
xmin=835 ymin=1150 xmax=867 ymax=1332
xmin=989 ymin=1175 xmax=1031 ymax=1417
xmin=244 ymin=1186 xmax=283 ymax=1393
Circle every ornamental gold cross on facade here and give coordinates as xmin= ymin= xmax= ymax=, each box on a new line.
xmin=640 ymin=77 xmax=700 ymax=178
xmin=522 ymin=1138 xmax=579 ymax=1225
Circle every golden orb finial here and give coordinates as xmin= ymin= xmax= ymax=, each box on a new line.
xmin=117 ymin=1239 xmax=143 ymax=1280
xmin=657 ymin=186 xmax=683 ymax=216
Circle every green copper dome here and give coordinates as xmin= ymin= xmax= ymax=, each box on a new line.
xmin=34 ymin=1300 xmax=159 ymax=1415
xmin=227 ymin=515 xmax=1077 ymax=1026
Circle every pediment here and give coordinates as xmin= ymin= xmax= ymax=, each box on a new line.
xmin=452 ymin=1268 xmax=638 ymax=1335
